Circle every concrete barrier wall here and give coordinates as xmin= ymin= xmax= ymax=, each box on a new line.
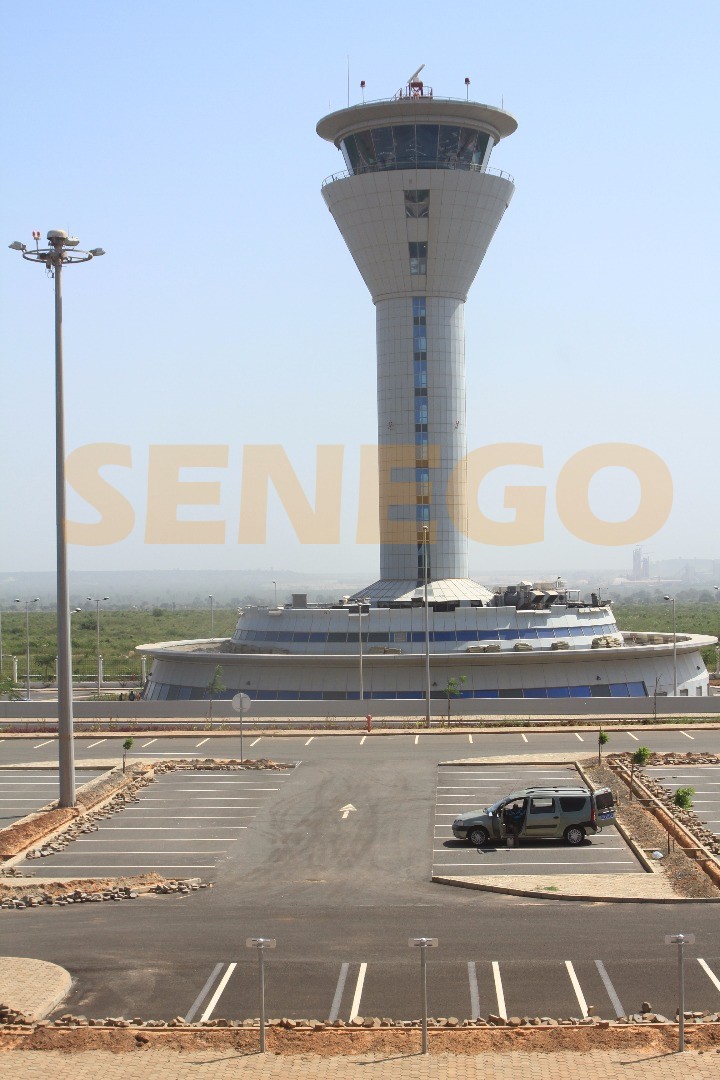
xmin=0 ymin=698 xmax=718 ymax=721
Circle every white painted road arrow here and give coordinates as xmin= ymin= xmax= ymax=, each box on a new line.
xmin=339 ymin=804 xmax=356 ymax=820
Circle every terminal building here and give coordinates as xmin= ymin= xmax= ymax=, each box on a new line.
xmin=139 ymin=74 xmax=714 ymax=708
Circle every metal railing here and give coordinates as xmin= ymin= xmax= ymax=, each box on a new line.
xmin=322 ymin=161 xmax=514 ymax=188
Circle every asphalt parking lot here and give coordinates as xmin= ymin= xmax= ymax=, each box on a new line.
xmin=17 ymin=767 xmax=297 ymax=878
xmin=178 ymin=950 xmax=720 ymax=1024
xmin=432 ymin=764 xmax=643 ymax=877
xmin=646 ymin=764 xmax=720 ymax=839
xmin=0 ymin=768 xmax=100 ymax=827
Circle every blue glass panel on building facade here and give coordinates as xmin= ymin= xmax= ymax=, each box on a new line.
xmin=569 ymin=685 xmax=592 ymax=698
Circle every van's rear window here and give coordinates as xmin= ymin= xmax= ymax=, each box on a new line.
xmin=559 ymin=796 xmax=586 ymax=812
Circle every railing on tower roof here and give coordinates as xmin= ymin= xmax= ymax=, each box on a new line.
xmin=394 ymin=80 xmax=433 ymax=100
xmin=321 ymin=161 xmax=514 ymax=189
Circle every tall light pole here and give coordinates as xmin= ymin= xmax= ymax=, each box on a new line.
xmin=422 ymin=525 xmax=431 ymax=727
xmin=349 ymin=598 xmax=370 ymax=705
xmin=714 ymin=586 xmax=719 ymax=676
xmin=87 ymin=596 xmax=109 ymax=698
xmin=208 ymin=594 xmax=215 ymax=635
xmin=15 ymin=598 xmax=39 ymax=700
xmin=10 ymin=230 xmax=105 ymax=807
xmin=664 ymin=594 xmax=678 ymax=695
xmin=272 ymin=580 xmax=277 ymax=607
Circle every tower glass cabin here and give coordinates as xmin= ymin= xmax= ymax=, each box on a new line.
xmin=317 ymin=82 xmax=517 ymax=603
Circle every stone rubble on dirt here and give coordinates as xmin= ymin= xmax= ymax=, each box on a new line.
xmin=2 ymin=1008 xmax=720 ymax=1031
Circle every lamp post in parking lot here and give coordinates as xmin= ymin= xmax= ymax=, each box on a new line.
xmin=9 ymin=229 xmax=105 ymax=807
xmin=15 ymin=597 xmax=39 ymax=699
xmin=663 ymin=595 xmax=678 ymax=695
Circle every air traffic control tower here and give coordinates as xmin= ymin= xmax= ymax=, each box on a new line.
xmin=317 ymin=72 xmax=517 ymax=604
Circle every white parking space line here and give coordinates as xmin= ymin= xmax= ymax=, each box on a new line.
xmin=626 ymin=732 xmax=640 ymax=741
xmin=185 ymin=962 xmax=224 ymax=1023
xmin=141 ymin=740 xmax=157 ymax=747
xmin=491 ymin=962 xmax=507 ymax=1020
xmin=594 ymin=960 xmax=625 ymax=1018
xmin=437 ymin=861 xmax=633 ymax=868
xmin=44 ymin=864 xmax=217 ymax=869
xmin=200 ymin=962 xmax=237 ymax=1023
xmin=415 ymin=735 xmax=420 ymax=745
xmin=565 ymin=961 xmax=589 ymax=1018
xmin=96 ymin=826 xmax=249 ymax=830
xmin=698 ymin=959 xmax=720 ymax=993
xmin=468 ymin=734 xmax=473 ymax=744
xmin=305 ymin=737 xmax=314 ymax=746
xmin=86 ymin=740 xmax=107 ymax=749
xmin=77 ymin=838 xmax=236 ymax=843
xmin=681 ymin=731 xmax=695 ymax=740
xmin=468 ymin=961 xmax=480 ymax=1020
xmin=521 ymin=734 xmax=528 ymax=743
xmin=33 ymin=741 xmax=54 ymax=749
xmin=196 ymin=738 xmax=210 ymax=748
xmin=574 ymin=733 xmax=584 ymax=742
xmin=250 ymin=738 xmax=261 ymax=747
xmin=329 ymin=963 xmax=350 ymax=1023
xmin=359 ymin=736 xmax=367 ymax=746
xmin=349 ymin=963 xmax=367 ymax=1022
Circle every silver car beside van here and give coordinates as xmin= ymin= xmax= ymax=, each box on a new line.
xmin=452 ymin=785 xmax=616 ymax=847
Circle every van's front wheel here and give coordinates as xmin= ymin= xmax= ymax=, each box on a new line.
xmin=468 ymin=826 xmax=489 ymax=847
xmin=564 ymin=825 xmax=586 ymax=846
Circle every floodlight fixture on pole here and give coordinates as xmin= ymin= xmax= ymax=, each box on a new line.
xmin=409 ymin=937 xmax=438 ymax=1054
xmin=87 ymin=596 xmax=109 ymax=699
xmin=664 ymin=595 xmax=678 ymax=695
xmin=246 ymin=937 xmax=276 ymax=1051
xmin=9 ymin=229 xmax=105 ymax=808
xmin=15 ymin=598 xmax=39 ymax=700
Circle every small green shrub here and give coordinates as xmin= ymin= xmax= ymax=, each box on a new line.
xmin=673 ymin=786 xmax=695 ymax=811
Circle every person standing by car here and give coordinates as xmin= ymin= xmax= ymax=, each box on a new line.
xmin=503 ymin=799 xmax=527 ymax=845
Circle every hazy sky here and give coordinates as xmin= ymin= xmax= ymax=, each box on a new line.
xmin=2 ymin=1 xmax=718 ymax=582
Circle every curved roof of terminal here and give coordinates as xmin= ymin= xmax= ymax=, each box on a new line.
xmin=317 ymin=97 xmax=518 ymax=147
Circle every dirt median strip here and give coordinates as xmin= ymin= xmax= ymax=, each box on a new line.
xmin=2 ymin=1022 xmax=720 ymax=1055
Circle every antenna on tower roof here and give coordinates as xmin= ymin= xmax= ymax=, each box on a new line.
xmin=408 ymin=63 xmax=425 ymax=84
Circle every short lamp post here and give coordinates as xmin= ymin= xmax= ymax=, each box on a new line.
xmin=208 ymin=594 xmax=214 ymax=635
xmin=15 ymin=598 xmax=39 ymax=700
xmin=664 ymin=595 xmax=678 ymax=695
xmin=246 ymin=937 xmax=276 ymax=1052
xmin=665 ymin=933 xmax=695 ymax=1052
xmin=87 ymin=596 xmax=109 ymax=699
xmin=9 ymin=230 xmax=105 ymax=808
xmin=409 ymin=937 xmax=438 ymax=1054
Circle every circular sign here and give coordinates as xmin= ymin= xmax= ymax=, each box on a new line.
xmin=231 ymin=692 xmax=252 ymax=714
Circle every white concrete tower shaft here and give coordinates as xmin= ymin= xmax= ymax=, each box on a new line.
xmin=318 ymin=91 xmax=517 ymax=597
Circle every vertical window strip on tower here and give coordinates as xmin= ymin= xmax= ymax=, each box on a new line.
xmin=413 ymin=296 xmax=430 ymax=581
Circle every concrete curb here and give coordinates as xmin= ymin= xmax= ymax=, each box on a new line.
xmin=0 ymin=957 xmax=72 ymax=1021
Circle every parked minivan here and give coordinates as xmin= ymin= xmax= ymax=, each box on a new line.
xmin=452 ymin=785 xmax=616 ymax=847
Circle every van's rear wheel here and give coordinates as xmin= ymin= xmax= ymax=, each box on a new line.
xmin=564 ymin=825 xmax=586 ymax=846
xmin=468 ymin=826 xmax=489 ymax=847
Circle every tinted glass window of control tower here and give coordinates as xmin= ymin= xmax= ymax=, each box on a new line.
xmin=340 ymin=124 xmax=491 ymax=173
